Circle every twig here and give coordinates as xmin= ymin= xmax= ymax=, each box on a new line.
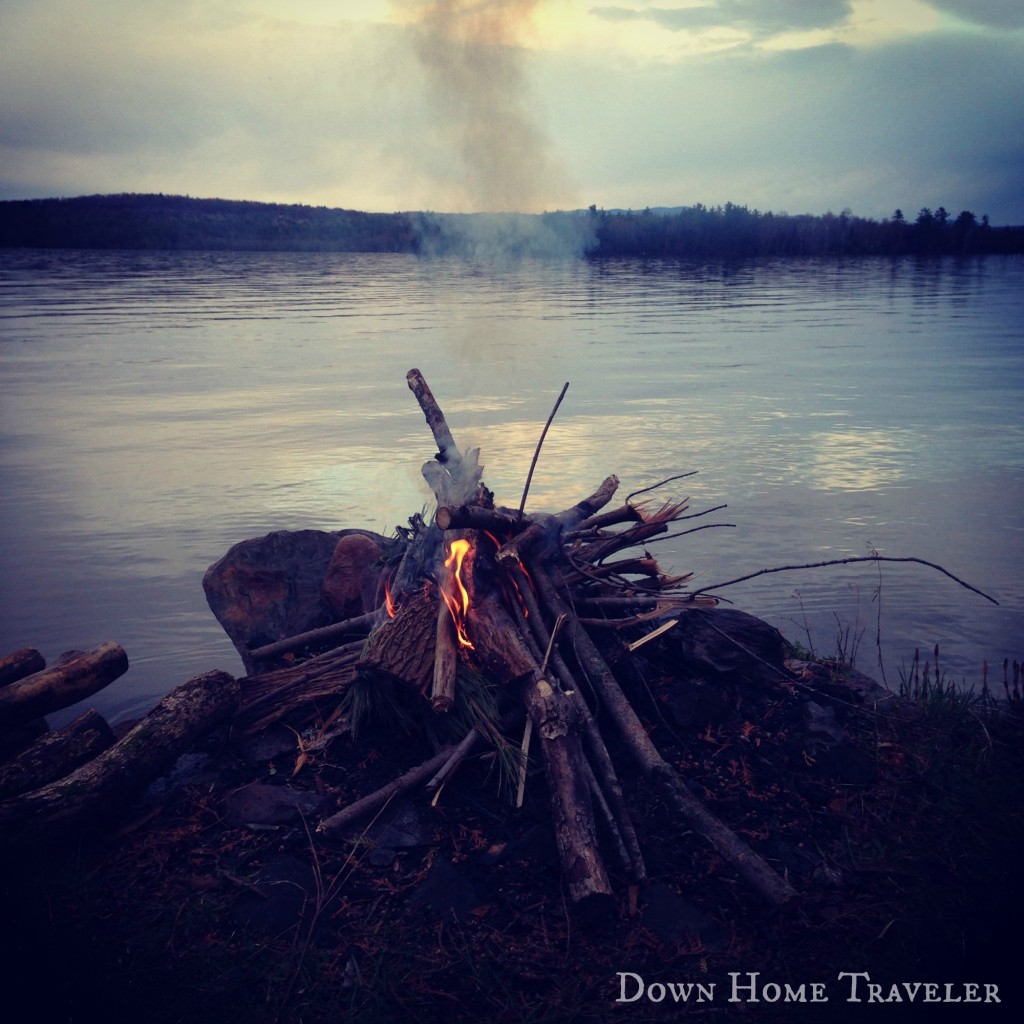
xmin=688 ymin=555 xmax=999 ymax=605
xmin=517 ymin=381 xmax=569 ymax=522
xmin=625 ymin=471 xmax=698 ymax=503
xmin=626 ymin=619 xmax=680 ymax=652
xmin=427 ymin=727 xmax=484 ymax=792
xmin=317 ymin=744 xmax=457 ymax=836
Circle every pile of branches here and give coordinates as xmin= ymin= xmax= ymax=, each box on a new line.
xmin=237 ymin=370 xmax=802 ymax=909
xmin=229 ymin=370 xmax=998 ymax=910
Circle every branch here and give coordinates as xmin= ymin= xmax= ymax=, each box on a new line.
xmin=688 ymin=555 xmax=999 ymax=605
xmin=517 ymin=381 xmax=569 ymax=521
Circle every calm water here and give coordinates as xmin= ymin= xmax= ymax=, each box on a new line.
xmin=1 ymin=249 xmax=1021 ymax=724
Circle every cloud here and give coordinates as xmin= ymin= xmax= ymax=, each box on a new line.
xmin=0 ymin=2 xmax=421 ymax=205
xmin=538 ymin=29 xmax=1024 ymax=221
xmin=924 ymin=0 xmax=1024 ymax=30
xmin=592 ymin=0 xmax=854 ymax=39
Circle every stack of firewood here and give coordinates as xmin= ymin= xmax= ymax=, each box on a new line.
xmin=233 ymin=370 xmax=797 ymax=909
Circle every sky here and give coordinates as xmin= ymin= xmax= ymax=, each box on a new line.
xmin=1 ymin=0 xmax=1022 ymax=222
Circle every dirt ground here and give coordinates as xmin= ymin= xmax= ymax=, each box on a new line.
xmin=4 ymin=653 xmax=1023 ymax=1024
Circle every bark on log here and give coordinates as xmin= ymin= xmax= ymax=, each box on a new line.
xmin=357 ymin=589 xmax=437 ymax=693
xmin=521 ymin=673 xmax=612 ymax=904
xmin=0 ymin=642 xmax=129 ymax=732
xmin=235 ymin=648 xmax=361 ymax=735
xmin=0 ymin=709 xmax=115 ymax=800
xmin=0 ymin=648 xmax=46 ymax=688
xmin=432 ymin=600 xmax=458 ymax=713
xmin=0 ymin=670 xmax=239 ymax=854
xmin=435 ymin=505 xmax=518 ymax=534
xmin=511 ymin=567 xmax=647 ymax=883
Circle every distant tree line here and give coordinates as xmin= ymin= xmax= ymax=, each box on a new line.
xmin=1 ymin=193 xmax=1021 ymax=257
xmin=0 ymin=193 xmax=420 ymax=253
xmin=587 ymin=203 xmax=1024 ymax=257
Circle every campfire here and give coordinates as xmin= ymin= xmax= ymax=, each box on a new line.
xmin=232 ymin=369 xmax=801 ymax=910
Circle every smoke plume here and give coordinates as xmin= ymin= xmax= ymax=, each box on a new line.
xmin=396 ymin=0 xmax=575 ymax=214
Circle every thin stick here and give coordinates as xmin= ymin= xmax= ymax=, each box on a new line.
xmin=688 ymin=555 xmax=999 ymax=605
xmin=427 ymin=727 xmax=484 ymax=792
xmin=626 ymin=619 xmax=680 ymax=652
xmin=249 ymin=612 xmax=379 ymax=661
xmin=318 ymin=744 xmax=457 ymax=836
xmin=625 ymin=471 xmax=698 ymax=503
xmin=517 ymin=382 xmax=569 ymax=521
xmin=515 ymin=717 xmax=533 ymax=809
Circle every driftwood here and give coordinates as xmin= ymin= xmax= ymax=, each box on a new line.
xmin=0 ymin=642 xmax=128 ymax=733
xmin=0 ymin=708 xmax=115 ymax=801
xmin=0 ymin=670 xmax=238 ymax=854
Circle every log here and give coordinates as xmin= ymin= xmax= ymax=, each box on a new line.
xmin=357 ymin=588 xmax=437 ymax=693
xmin=0 ymin=648 xmax=46 ymax=688
xmin=466 ymin=583 xmax=612 ymax=903
xmin=496 ymin=475 xmax=619 ymax=567
xmin=0 ymin=719 xmax=49 ymax=762
xmin=521 ymin=673 xmax=612 ymax=905
xmin=407 ymin=367 xmax=484 ymax=505
xmin=432 ymin=599 xmax=458 ymax=713
xmin=511 ymin=568 xmax=647 ymax=884
xmin=0 ymin=709 xmax=115 ymax=800
xmin=435 ymin=505 xmax=518 ymax=535
xmin=0 ymin=670 xmax=239 ymax=854
xmin=0 ymin=642 xmax=129 ymax=732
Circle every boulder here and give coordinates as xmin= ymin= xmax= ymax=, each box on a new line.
xmin=203 ymin=528 xmax=390 ymax=674
xmin=322 ymin=532 xmax=385 ymax=620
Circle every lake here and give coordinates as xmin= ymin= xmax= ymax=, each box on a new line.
xmin=1 ymin=249 xmax=1021 ymax=725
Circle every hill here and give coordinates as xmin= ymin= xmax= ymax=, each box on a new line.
xmin=2 ymin=193 xmax=1022 ymax=257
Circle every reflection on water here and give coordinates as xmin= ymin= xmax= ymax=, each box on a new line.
xmin=1 ymin=250 xmax=1021 ymax=722
xmin=808 ymin=429 xmax=914 ymax=491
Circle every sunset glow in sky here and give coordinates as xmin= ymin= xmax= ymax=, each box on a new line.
xmin=2 ymin=0 xmax=1022 ymax=221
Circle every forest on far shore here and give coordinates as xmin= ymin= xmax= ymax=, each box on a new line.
xmin=1 ymin=193 xmax=1022 ymax=258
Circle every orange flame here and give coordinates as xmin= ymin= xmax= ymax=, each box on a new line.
xmin=384 ymin=581 xmax=396 ymax=619
xmin=442 ymin=539 xmax=475 ymax=649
